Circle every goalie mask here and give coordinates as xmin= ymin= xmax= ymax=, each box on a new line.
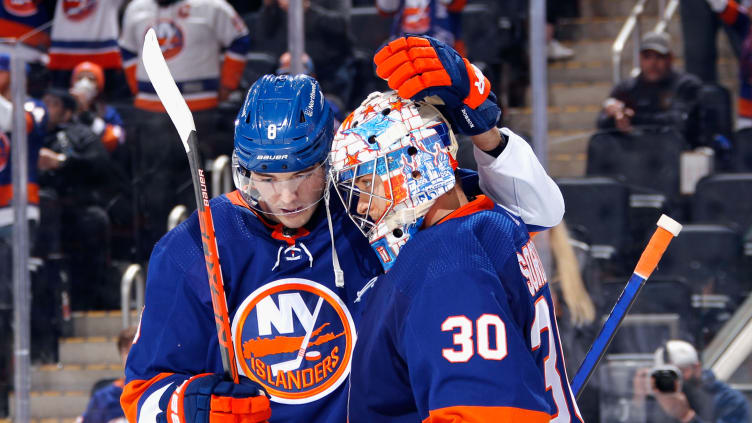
xmin=232 ymin=74 xmax=333 ymax=223
xmin=329 ymin=91 xmax=458 ymax=270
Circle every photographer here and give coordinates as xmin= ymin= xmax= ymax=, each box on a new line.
xmin=632 ymin=340 xmax=750 ymax=423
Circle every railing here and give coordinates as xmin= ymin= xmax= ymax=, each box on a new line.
xmin=612 ymin=0 xmax=678 ymax=84
xmin=703 ymin=293 xmax=752 ymax=381
xmin=212 ymin=155 xmax=233 ymax=197
xmin=120 ymin=263 xmax=145 ymax=329
xmin=167 ymin=204 xmax=189 ymax=231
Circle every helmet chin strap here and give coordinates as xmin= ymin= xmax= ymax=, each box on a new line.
xmin=324 ymin=185 xmax=345 ymax=287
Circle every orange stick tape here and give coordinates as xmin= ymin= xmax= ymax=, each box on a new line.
xmin=634 ymin=214 xmax=682 ymax=279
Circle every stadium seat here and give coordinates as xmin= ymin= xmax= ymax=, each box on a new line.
xmin=586 ymin=127 xmax=685 ymax=200
xmin=653 ymin=224 xmax=743 ymax=298
xmin=600 ymin=277 xmax=692 ymax=316
xmin=557 ymin=177 xmax=630 ymax=261
xmin=693 ymin=173 xmax=752 ymax=231
xmin=733 ymin=128 xmax=752 ymax=172
xmin=698 ymin=83 xmax=733 ymax=147
xmin=600 ymin=277 xmax=695 ymax=352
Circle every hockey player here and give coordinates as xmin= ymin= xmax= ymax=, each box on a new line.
xmin=330 ymin=35 xmax=582 ymax=422
xmin=121 ymin=68 xmax=563 ymax=421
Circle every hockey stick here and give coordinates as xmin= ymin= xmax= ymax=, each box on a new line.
xmin=570 ymin=214 xmax=682 ymax=398
xmin=270 ymin=297 xmax=324 ymax=374
xmin=141 ymin=28 xmax=239 ymax=383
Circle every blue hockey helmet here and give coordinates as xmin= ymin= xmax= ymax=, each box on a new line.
xmin=233 ymin=74 xmax=333 ymax=173
xmin=232 ymin=74 xmax=334 ymax=217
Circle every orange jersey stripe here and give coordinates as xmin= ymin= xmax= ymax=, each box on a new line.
xmin=0 ymin=20 xmax=50 ymax=48
xmin=423 ymin=405 xmax=551 ymax=423
xmin=121 ymin=373 xmax=174 ymax=423
xmin=739 ymin=97 xmax=752 ymax=119
xmin=134 ymin=96 xmax=218 ymax=112
xmin=47 ymin=51 xmax=122 ymax=70
xmin=434 ymin=195 xmax=494 ymax=225
xmin=124 ymin=64 xmax=138 ymax=95
xmin=720 ymin=0 xmax=741 ymax=24
xmin=221 ymin=55 xmax=245 ymax=90
xmin=446 ymin=0 xmax=467 ymax=13
xmin=0 ymin=183 xmax=39 ymax=207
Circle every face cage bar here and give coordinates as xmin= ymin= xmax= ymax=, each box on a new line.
xmin=331 ymin=157 xmax=396 ymax=240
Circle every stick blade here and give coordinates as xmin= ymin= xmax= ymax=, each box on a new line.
xmin=141 ymin=28 xmax=195 ymax=150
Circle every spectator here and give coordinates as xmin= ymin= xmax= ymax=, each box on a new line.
xmin=119 ymin=0 xmax=249 ymax=114
xmin=376 ymin=0 xmax=467 ymax=55
xmin=0 ymin=0 xmax=51 ymax=49
xmin=78 ymin=326 xmax=137 ymax=423
xmin=119 ymin=0 xmax=249 ymax=248
xmin=546 ymin=0 xmax=575 ymax=61
xmin=631 ymin=340 xmax=751 ymax=422
xmin=706 ymin=0 xmax=752 ymax=130
xmin=69 ymin=62 xmax=125 ymax=154
xmin=0 ymin=51 xmax=47 ymax=417
xmin=275 ymin=52 xmax=345 ymax=126
xmin=548 ymin=221 xmax=599 ymax=422
xmin=249 ymin=0 xmax=355 ymax=105
xmin=38 ymin=88 xmax=114 ymax=310
xmin=597 ymin=32 xmax=704 ymax=147
xmin=275 ymin=51 xmax=315 ymax=77
xmin=461 ymin=0 xmax=528 ymax=107
xmin=681 ymin=0 xmax=742 ymax=83
xmin=48 ymin=0 xmax=128 ymax=99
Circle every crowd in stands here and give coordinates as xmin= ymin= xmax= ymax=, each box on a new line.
xmin=0 ymin=0 xmax=751 ymax=420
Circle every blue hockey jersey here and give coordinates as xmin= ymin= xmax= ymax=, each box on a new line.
xmin=348 ymin=195 xmax=583 ymax=422
xmin=122 ymin=191 xmax=382 ymax=422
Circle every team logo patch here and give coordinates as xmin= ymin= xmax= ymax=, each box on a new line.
xmin=0 ymin=133 xmax=10 ymax=173
xmin=151 ymin=20 xmax=184 ymax=60
xmin=62 ymin=0 xmax=96 ymax=21
xmin=3 ymin=0 xmax=37 ymax=17
xmin=232 ymin=278 xmax=355 ymax=404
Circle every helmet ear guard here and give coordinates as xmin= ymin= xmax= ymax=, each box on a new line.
xmin=329 ymin=91 xmax=458 ymax=270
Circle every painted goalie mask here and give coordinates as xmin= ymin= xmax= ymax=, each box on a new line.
xmin=328 ymin=91 xmax=458 ymax=270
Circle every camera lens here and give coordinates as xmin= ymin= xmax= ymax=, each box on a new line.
xmin=652 ymin=369 xmax=679 ymax=393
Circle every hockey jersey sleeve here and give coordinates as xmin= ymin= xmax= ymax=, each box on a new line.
xmin=121 ymin=231 xmax=220 ymax=422
xmin=473 ymin=127 xmax=565 ymax=232
xmin=716 ymin=0 xmax=750 ymax=36
xmin=400 ymin=264 xmax=553 ymax=422
xmin=118 ymin=3 xmax=140 ymax=95
xmin=211 ymin=0 xmax=250 ymax=90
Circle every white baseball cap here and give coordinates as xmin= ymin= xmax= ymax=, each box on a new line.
xmin=654 ymin=340 xmax=700 ymax=367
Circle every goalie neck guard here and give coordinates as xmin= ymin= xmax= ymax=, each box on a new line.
xmin=232 ymin=74 xmax=333 ymax=216
xmin=329 ymin=91 xmax=458 ymax=271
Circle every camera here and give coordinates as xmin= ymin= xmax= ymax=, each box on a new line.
xmin=650 ymin=365 xmax=682 ymax=393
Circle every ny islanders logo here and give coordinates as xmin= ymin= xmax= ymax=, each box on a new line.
xmin=232 ymin=278 xmax=355 ymax=404
xmin=62 ymin=0 xmax=96 ymax=21
xmin=3 ymin=0 xmax=37 ymax=17
xmin=0 ymin=133 xmax=10 ymax=173
xmin=152 ymin=20 xmax=184 ymax=60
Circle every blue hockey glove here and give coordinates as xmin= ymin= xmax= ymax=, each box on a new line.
xmin=374 ymin=35 xmax=501 ymax=135
xmin=166 ymin=374 xmax=271 ymax=423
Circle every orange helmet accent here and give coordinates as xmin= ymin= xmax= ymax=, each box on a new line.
xmin=72 ymin=61 xmax=105 ymax=92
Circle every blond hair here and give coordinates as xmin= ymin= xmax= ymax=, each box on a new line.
xmin=550 ymin=221 xmax=596 ymax=326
